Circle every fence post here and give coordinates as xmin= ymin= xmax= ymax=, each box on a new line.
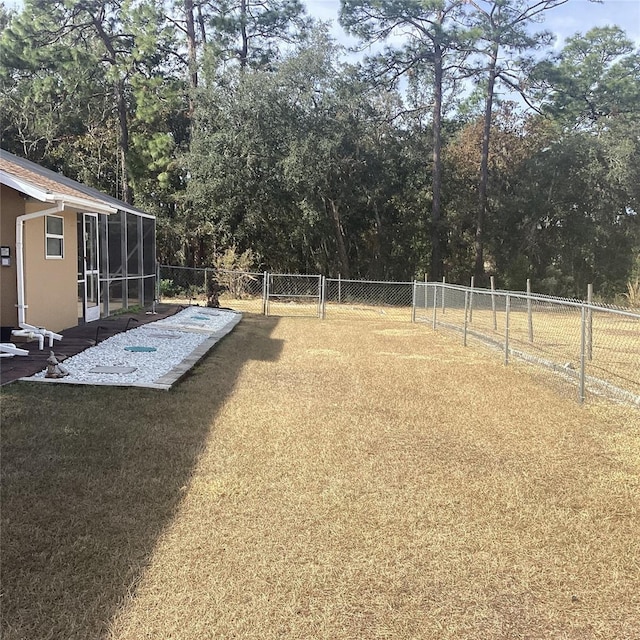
xmin=432 ymin=283 xmax=437 ymax=330
xmin=338 ymin=273 xmax=342 ymax=304
xmin=411 ymin=281 xmax=417 ymax=323
xmin=463 ymin=290 xmax=469 ymax=346
xmin=527 ymin=278 xmax=534 ymax=343
xmin=424 ymin=274 xmax=428 ymax=311
xmin=319 ymin=275 xmax=325 ymax=319
xmin=469 ymin=276 xmax=474 ymax=323
xmin=263 ymin=271 xmax=269 ymax=316
xmin=441 ymin=276 xmax=446 ymax=314
xmin=505 ymin=294 xmax=510 ymax=365
xmin=579 ymin=304 xmax=586 ymax=404
xmin=587 ymin=283 xmax=593 ymax=361
xmin=490 ymin=275 xmax=497 ymax=330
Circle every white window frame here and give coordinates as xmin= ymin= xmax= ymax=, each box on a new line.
xmin=45 ymin=215 xmax=64 ymax=259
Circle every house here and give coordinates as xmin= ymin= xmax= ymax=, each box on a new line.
xmin=0 ymin=149 xmax=156 ymax=342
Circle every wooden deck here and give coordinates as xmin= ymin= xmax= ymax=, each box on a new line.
xmin=0 ymin=305 xmax=182 ymax=386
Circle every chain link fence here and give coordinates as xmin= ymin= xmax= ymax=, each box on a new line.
xmin=159 ymin=265 xmax=265 ymax=314
xmin=159 ymin=266 xmax=639 ymax=405
xmin=414 ymin=282 xmax=640 ymax=406
xmin=323 ymin=278 xmax=413 ymax=321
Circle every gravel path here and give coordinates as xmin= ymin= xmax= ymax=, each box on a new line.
xmin=25 ymin=307 xmax=241 ymax=388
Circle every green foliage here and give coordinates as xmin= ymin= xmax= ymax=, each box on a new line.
xmin=206 ymin=0 xmax=310 ymax=70
xmin=0 ymin=0 xmax=188 ymax=203
xmin=1 ymin=0 xmax=638 ymax=300
xmin=534 ymin=26 xmax=640 ymax=127
xmin=187 ymin=27 xmax=431 ymax=279
xmin=213 ymin=246 xmax=257 ymax=273
xmin=159 ymin=278 xmax=178 ymax=298
xmin=623 ymin=278 xmax=640 ymax=309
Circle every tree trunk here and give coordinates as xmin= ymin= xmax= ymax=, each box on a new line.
xmin=475 ymin=42 xmax=498 ymax=284
xmin=327 ymin=198 xmax=351 ymax=279
xmin=184 ymin=0 xmax=198 ymax=114
xmin=116 ymin=79 xmax=132 ymax=204
xmin=239 ymin=0 xmax=249 ymax=69
xmin=371 ymin=199 xmax=385 ymax=278
xmin=197 ymin=2 xmax=207 ymax=45
xmin=92 ymin=15 xmax=132 ymax=204
xmin=430 ymin=40 xmax=444 ymax=281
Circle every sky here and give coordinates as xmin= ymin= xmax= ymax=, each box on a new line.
xmin=302 ymin=0 xmax=640 ymax=51
xmin=3 ymin=0 xmax=638 ymax=50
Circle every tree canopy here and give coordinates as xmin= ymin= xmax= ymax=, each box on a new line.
xmin=1 ymin=0 xmax=638 ymax=299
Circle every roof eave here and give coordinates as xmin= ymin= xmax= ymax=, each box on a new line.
xmin=60 ymin=194 xmax=118 ymax=215
xmin=1 ymin=170 xmax=52 ymax=202
xmin=1 ymin=171 xmax=118 ymax=215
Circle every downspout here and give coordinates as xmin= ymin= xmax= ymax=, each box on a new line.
xmin=16 ymin=201 xmax=64 ymax=326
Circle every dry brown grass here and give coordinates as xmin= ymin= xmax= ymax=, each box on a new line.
xmin=2 ymin=314 xmax=639 ymax=639
xmin=219 ymin=294 xmax=639 ymax=398
xmin=426 ymin=304 xmax=640 ymax=398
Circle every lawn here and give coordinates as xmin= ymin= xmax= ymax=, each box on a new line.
xmin=423 ymin=304 xmax=640 ymax=399
xmin=1 ymin=314 xmax=639 ymax=639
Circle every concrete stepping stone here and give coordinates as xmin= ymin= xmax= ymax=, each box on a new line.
xmin=89 ymin=366 xmax=137 ymax=374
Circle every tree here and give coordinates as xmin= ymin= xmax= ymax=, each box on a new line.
xmin=0 ymin=0 xmax=179 ymax=203
xmin=1 ymin=4 xmax=116 ymax=186
xmin=340 ymin=0 xmax=474 ymax=281
xmin=185 ymin=27 xmax=429 ymax=277
xmin=534 ymin=26 xmax=640 ymax=128
xmin=464 ymin=0 xmax=570 ymax=284
xmin=202 ymin=0 xmax=309 ymax=71
xmin=524 ymin=27 xmax=640 ymax=295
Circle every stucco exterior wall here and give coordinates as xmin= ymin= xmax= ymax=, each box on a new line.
xmin=23 ymin=201 xmax=79 ymax=333
xmin=0 ymin=185 xmax=23 ymax=329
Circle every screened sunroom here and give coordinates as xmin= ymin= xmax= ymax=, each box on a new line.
xmin=80 ymin=209 xmax=156 ymax=322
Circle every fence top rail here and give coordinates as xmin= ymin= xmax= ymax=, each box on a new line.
xmin=269 ymin=273 xmax=322 ymax=279
xmin=419 ymin=281 xmax=640 ymax=319
xmin=582 ymin=305 xmax=640 ymax=319
xmin=327 ymin=278 xmax=414 ymax=285
xmin=161 ymin=264 xmax=209 ymax=272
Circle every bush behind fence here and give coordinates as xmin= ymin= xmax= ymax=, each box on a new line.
xmin=159 ymin=266 xmax=639 ymax=406
xmin=160 ymin=265 xmax=266 ymax=313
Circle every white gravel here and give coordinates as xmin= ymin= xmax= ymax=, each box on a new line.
xmin=26 ymin=307 xmax=241 ymax=387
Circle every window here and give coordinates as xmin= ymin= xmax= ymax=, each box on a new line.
xmin=46 ymin=215 xmax=64 ymax=259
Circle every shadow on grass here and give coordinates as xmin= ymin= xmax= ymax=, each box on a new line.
xmin=0 ymin=314 xmax=282 ymax=640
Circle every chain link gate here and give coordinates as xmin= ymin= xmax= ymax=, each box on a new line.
xmin=265 ymin=273 xmax=323 ymax=317
xmin=322 ymin=278 xmax=414 ymax=321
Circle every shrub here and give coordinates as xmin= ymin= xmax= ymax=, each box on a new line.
xmin=159 ymin=279 xmax=177 ymax=298
xmin=623 ymin=278 xmax=640 ymax=309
